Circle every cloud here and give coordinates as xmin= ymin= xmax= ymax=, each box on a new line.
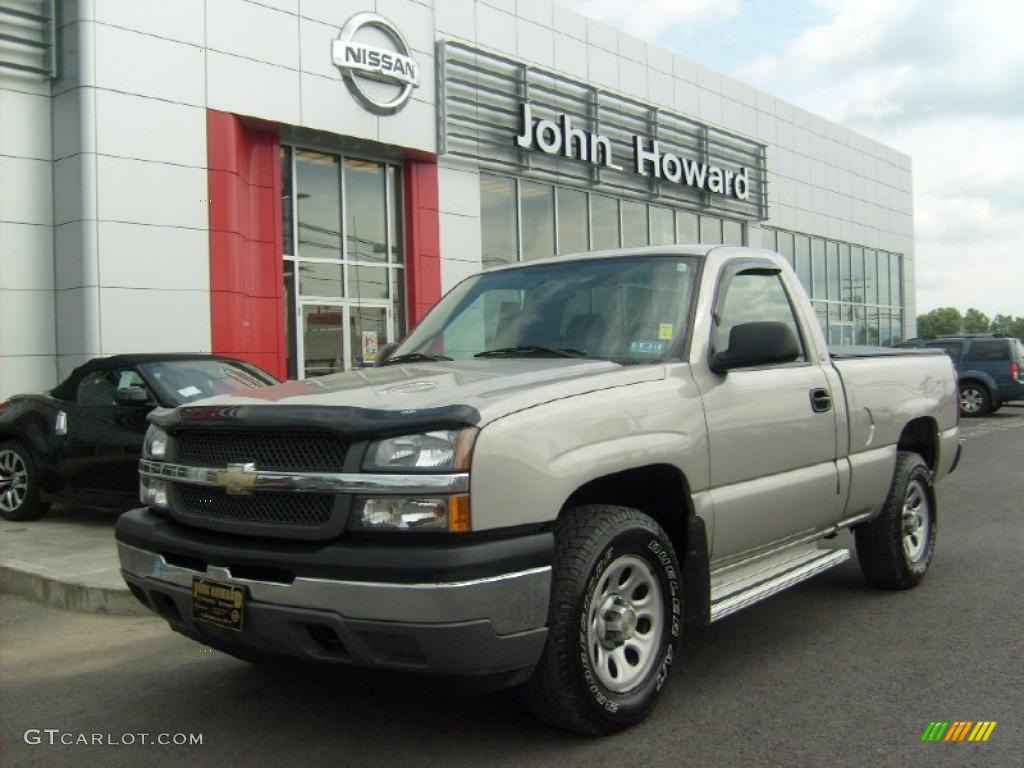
xmin=559 ymin=0 xmax=742 ymax=41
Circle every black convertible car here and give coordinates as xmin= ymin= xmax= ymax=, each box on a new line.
xmin=0 ymin=354 xmax=277 ymax=521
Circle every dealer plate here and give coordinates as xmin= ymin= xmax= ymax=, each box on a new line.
xmin=191 ymin=578 xmax=245 ymax=631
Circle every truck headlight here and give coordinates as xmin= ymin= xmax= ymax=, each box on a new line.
xmin=363 ymin=429 xmax=475 ymax=471
xmin=349 ymin=494 xmax=471 ymax=532
xmin=142 ymin=425 xmax=169 ymax=460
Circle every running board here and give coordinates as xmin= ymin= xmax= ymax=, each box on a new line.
xmin=709 ymin=546 xmax=851 ymax=622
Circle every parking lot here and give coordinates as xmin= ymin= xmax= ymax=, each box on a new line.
xmin=1 ymin=407 xmax=1021 ymax=768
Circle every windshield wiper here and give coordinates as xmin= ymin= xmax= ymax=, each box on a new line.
xmin=381 ymin=352 xmax=453 ymax=365
xmin=474 ymin=345 xmax=588 ymax=359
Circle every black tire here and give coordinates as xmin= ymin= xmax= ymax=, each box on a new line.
xmin=855 ymin=451 xmax=935 ymax=589
xmin=0 ymin=440 xmax=50 ymax=521
xmin=959 ymin=381 xmax=990 ymax=417
xmin=519 ymin=505 xmax=683 ymax=735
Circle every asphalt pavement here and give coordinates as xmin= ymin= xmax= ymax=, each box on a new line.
xmin=1 ymin=408 xmax=1022 ymax=767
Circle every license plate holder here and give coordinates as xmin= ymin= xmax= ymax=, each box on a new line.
xmin=191 ymin=578 xmax=246 ymax=631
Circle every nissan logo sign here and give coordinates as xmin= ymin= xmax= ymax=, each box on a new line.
xmin=331 ymin=13 xmax=419 ymax=115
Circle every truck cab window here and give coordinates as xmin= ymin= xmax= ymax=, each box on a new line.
xmin=715 ymin=272 xmax=806 ymax=362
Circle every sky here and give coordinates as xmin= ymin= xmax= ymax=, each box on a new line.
xmin=563 ymin=0 xmax=1024 ymax=319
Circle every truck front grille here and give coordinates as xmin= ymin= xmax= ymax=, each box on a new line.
xmin=176 ymin=486 xmax=335 ymax=527
xmin=175 ymin=431 xmax=348 ymax=472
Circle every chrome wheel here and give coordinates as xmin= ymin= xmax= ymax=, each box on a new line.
xmin=587 ymin=554 xmax=664 ymax=693
xmin=0 ymin=448 xmax=29 ymax=514
xmin=960 ymin=387 xmax=983 ymax=415
xmin=901 ymin=479 xmax=930 ymax=563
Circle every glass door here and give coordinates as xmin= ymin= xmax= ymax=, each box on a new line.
xmin=296 ymin=302 xmax=394 ymax=378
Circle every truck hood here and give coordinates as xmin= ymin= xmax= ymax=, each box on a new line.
xmin=187 ymin=359 xmax=665 ymax=426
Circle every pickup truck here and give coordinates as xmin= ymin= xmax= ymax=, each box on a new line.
xmin=115 ymin=245 xmax=961 ymax=735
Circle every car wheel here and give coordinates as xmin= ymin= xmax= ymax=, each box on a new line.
xmin=519 ymin=505 xmax=682 ymax=735
xmin=959 ymin=382 xmax=990 ymax=417
xmin=0 ymin=441 xmax=50 ymax=521
xmin=855 ymin=451 xmax=935 ymax=590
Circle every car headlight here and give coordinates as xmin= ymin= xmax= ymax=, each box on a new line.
xmin=349 ymin=494 xmax=471 ymax=533
xmin=142 ymin=425 xmax=169 ymax=460
xmin=363 ymin=429 xmax=475 ymax=471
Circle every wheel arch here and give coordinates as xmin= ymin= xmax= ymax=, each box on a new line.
xmin=958 ymin=372 xmax=997 ymax=400
xmin=897 ymin=417 xmax=939 ymax=471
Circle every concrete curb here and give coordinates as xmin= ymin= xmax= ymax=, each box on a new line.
xmin=0 ymin=565 xmax=149 ymax=616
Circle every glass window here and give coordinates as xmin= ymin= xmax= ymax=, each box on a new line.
xmin=813 ymin=301 xmax=827 ymax=338
xmin=298 ymin=261 xmax=344 ymax=297
xmin=76 ymin=369 xmax=119 ymax=406
xmin=391 ymin=270 xmax=406 ymax=339
xmin=700 ymin=215 xmax=723 ymax=244
xmin=878 ymin=311 xmax=891 ymax=347
xmin=281 ymin=146 xmax=293 ymax=255
xmin=388 ymin=165 xmax=403 ymax=264
xmin=839 ymin=243 xmax=851 ymax=302
xmin=966 ymin=340 xmax=1010 ymax=362
xmin=763 ymin=228 xmax=777 ymax=251
xmin=890 ymin=310 xmax=902 ymax=344
xmin=302 ymin=305 xmax=344 ymax=377
xmin=344 ymin=158 xmax=387 ymax=263
xmin=520 ymin=181 xmax=555 ymax=261
xmin=777 ymin=230 xmax=794 ymax=267
xmin=828 ymin=304 xmax=841 ymax=344
xmin=649 ymin=206 xmax=674 ymax=245
xmin=811 ymin=238 xmax=826 ymax=298
xmin=929 ymin=341 xmax=962 ymax=360
xmin=889 ymin=253 xmax=901 ymax=307
xmin=863 ymin=249 xmax=877 ymax=305
xmin=295 ymin=150 xmax=341 ymax=260
xmin=860 ymin=306 xmax=873 ymax=345
xmin=850 ymin=246 xmax=864 ymax=304
xmin=715 ymin=271 xmax=805 ymax=361
xmin=590 ymin=194 xmax=620 ymax=250
xmin=675 ymin=211 xmax=699 ymax=243
xmin=877 ymin=251 xmax=890 ymax=307
xmin=794 ymin=234 xmax=811 ymax=294
xmin=480 ymin=174 xmax=518 ymax=268
xmin=557 ymin=188 xmax=588 ymax=254
xmin=826 ymin=241 xmax=840 ymax=301
xmin=348 ymin=265 xmax=388 ymax=300
xmin=723 ymin=219 xmax=744 ymax=246
xmin=622 ymin=201 xmax=649 ymax=247
xmin=284 ymin=261 xmax=297 ymax=379
xmin=349 ymin=306 xmax=388 ymax=368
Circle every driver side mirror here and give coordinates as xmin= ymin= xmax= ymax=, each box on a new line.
xmin=115 ymin=387 xmax=151 ymax=407
xmin=375 ymin=342 xmax=399 ymax=366
xmin=711 ymin=321 xmax=801 ymax=374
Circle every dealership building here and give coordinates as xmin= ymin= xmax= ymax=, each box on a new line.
xmin=0 ymin=0 xmax=915 ymax=398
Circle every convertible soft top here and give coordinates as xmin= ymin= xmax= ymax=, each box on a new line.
xmin=49 ymin=354 xmax=247 ymax=401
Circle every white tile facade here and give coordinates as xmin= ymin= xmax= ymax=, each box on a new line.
xmin=0 ymin=0 xmax=915 ymax=400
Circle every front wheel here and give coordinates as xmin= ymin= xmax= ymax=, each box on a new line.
xmin=0 ymin=441 xmax=50 ymax=521
xmin=855 ymin=451 xmax=936 ymax=589
xmin=519 ymin=505 xmax=682 ymax=735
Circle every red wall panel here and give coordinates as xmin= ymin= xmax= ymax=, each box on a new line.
xmin=403 ymin=158 xmax=442 ymax=326
xmin=206 ymin=110 xmax=286 ymax=379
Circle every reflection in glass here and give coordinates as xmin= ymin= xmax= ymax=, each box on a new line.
xmin=345 ymin=158 xmax=387 ymax=263
xmin=828 ymin=303 xmax=841 ymax=344
xmin=557 ymin=188 xmax=588 ymax=254
xmin=296 ymin=150 xmax=341 ymax=260
xmin=700 ymin=215 xmax=723 ymax=244
xmin=303 ymin=305 xmax=344 ymax=377
xmin=622 ymin=201 xmax=648 ymax=247
xmin=480 ymin=174 xmax=518 ymax=267
xmin=763 ymin=228 xmax=778 ymax=252
xmin=855 ymin=305 xmax=867 ymax=345
xmin=521 ymin=181 xmax=555 ymax=261
xmin=284 ymin=261 xmax=297 ymax=379
xmin=281 ymin=146 xmax=293 ymax=255
xmin=811 ymin=238 xmax=826 ymax=298
xmin=649 ymin=206 xmax=674 ymax=245
xmin=891 ymin=310 xmax=902 ymax=344
xmin=299 ymin=261 xmax=344 ymax=297
xmin=794 ymin=234 xmax=811 ymax=293
xmin=889 ymin=254 xmax=901 ymax=307
xmin=348 ymin=265 xmax=389 ymax=300
xmin=676 ymin=211 xmax=699 ymax=243
xmin=814 ymin=301 xmax=827 ymax=339
xmin=349 ymin=306 xmax=388 ymax=368
xmin=839 ymin=243 xmax=851 ymax=302
xmin=777 ymin=230 xmax=794 ymax=266
xmin=866 ymin=306 xmax=879 ymax=345
xmin=864 ymin=249 xmax=877 ymax=305
xmin=391 ymin=270 xmax=406 ymax=337
xmin=591 ymin=194 xmax=620 ymax=250
xmin=388 ymin=165 xmax=403 ymax=263
xmin=723 ymin=219 xmax=743 ymax=246
xmin=851 ymin=246 xmax=864 ymax=304
xmin=877 ymin=251 xmax=890 ymax=307
xmin=826 ymin=241 xmax=839 ymax=301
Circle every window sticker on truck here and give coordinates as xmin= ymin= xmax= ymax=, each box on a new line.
xmin=630 ymin=340 xmax=667 ymax=355
xmin=658 ymin=324 xmax=674 ymax=340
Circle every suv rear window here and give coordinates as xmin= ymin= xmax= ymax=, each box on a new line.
xmin=966 ymin=340 xmax=1009 ymax=362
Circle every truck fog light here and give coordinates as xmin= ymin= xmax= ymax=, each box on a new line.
xmin=140 ymin=477 xmax=169 ymax=509
xmin=351 ymin=494 xmax=471 ymax=532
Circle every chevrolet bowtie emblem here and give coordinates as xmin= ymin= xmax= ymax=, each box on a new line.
xmin=215 ymin=462 xmax=257 ymax=495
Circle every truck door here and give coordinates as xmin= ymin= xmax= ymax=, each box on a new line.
xmin=697 ymin=264 xmax=843 ymax=562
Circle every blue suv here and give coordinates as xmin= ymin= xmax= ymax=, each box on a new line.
xmin=898 ymin=335 xmax=1024 ymax=416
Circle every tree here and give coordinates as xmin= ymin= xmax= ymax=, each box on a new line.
xmin=962 ymin=308 xmax=991 ymax=334
xmin=916 ymin=307 xmax=962 ymax=338
xmin=990 ymin=314 xmax=1024 ymax=338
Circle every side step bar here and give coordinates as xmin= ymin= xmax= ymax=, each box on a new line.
xmin=709 ymin=547 xmax=851 ymax=622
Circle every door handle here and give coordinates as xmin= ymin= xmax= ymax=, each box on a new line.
xmin=810 ymin=388 xmax=832 ymax=413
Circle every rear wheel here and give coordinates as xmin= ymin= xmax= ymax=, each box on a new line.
xmin=855 ymin=451 xmax=935 ymax=589
xmin=959 ymin=382 xmax=990 ymax=417
xmin=0 ymin=441 xmax=50 ymax=521
xmin=519 ymin=505 xmax=682 ymax=735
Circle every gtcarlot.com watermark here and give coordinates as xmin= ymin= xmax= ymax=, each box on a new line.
xmin=24 ymin=729 xmax=202 ymax=747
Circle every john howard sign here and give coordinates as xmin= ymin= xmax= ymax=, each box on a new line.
xmin=515 ymin=102 xmax=751 ymax=201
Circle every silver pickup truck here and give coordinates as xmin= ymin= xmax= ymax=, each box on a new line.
xmin=116 ymin=246 xmax=961 ymax=735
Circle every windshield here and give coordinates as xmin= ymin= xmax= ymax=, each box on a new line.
xmin=391 ymin=256 xmax=699 ymax=364
xmin=139 ymin=360 xmax=277 ymax=405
